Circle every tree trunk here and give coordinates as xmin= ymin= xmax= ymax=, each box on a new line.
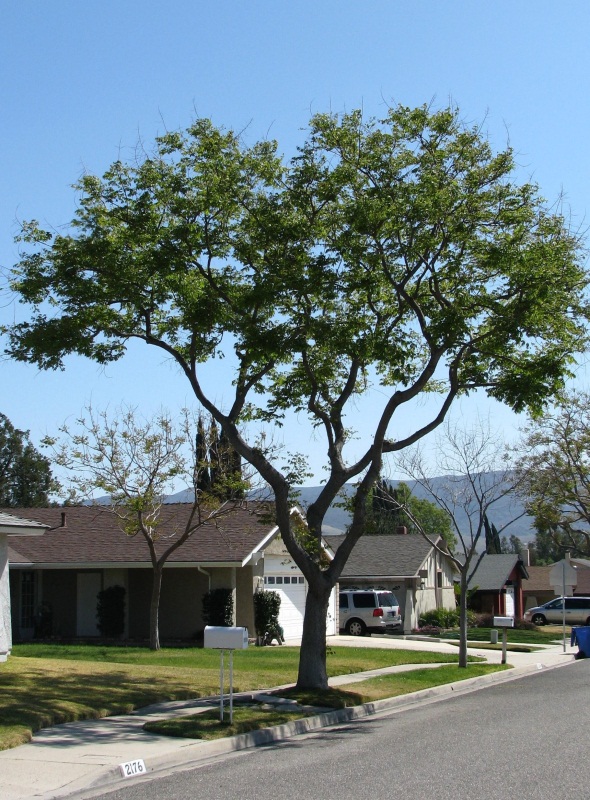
xmin=458 ymin=571 xmax=468 ymax=668
xmin=150 ymin=564 xmax=163 ymax=651
xmin=296 ymin=581 xmax=332 ymax=690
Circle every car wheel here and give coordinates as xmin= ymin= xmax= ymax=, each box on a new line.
xmin=531 ymin=614 xmax=546 ymax=626
xmin=345 ymin=619 xmax=367 ymax=636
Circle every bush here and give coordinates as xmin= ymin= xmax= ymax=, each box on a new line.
xmin=473 ymin=613 xmax=494 ymax=628
xmin=96 ymin=585 xmax=126 ymax=637
xmin=202 ymin=588 xmax=234 ymax=627
xmin=419 ymin=608 xmax=459 ymax=628
xmin=419 ymin=607 xmax=477 ymax=629
xmin=254 ymin=590 xmax=281 ymax=636
xmin=514 ymin=617 xmax=539 ymax=630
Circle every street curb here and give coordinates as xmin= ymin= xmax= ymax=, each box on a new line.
xmin=56 ymin=655 xmax=575 ymax=800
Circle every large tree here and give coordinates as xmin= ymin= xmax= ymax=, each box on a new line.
xmin=365 ymin=479 xmax=456 ymax=549
xmin=3 ymin=106 xmax=588 ymax=688
xmin=515 ymin=391 xmax=590 ymax=558
xmin=0 ymin=413 xmax=55 ymax=506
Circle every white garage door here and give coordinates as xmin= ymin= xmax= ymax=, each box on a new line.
xmin=264 ymin=555 xmax=337 ymax=639
xmin=263 ymin=573 xmax=306 ymax=640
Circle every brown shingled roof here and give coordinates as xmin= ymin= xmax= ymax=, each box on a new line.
xmin=5 ymin=502 xmax=278 ymax=567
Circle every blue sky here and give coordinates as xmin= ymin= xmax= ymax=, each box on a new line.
xmin=1 ymin=2 xmax=589 ymax=486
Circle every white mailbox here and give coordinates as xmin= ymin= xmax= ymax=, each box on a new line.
xmin=204 ymin=625 xmax=248 ymax=650
xmin=493 ymin=616 xmax=514 ymax=628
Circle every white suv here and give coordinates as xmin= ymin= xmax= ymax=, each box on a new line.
xmin=339 ymin=589 xmax=402 ymax=636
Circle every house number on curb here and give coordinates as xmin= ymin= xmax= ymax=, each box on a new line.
xmin=119 ymin=759 xmax=147 ymax=778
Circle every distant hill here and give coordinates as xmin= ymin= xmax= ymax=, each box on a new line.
xmin=166 ymin=472 xmax=535 ymax=543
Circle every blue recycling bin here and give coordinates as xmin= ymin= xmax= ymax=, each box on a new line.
xmin=571 ymin=626 xmax=590 ymax=657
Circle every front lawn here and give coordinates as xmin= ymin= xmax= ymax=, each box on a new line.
xmin=0 ymin=643 xmax=479 ymax=751
xmin=442 ymin=627 xmax=570 ymax=645
xmin=144 ymin=663 xmax=507 ymax=740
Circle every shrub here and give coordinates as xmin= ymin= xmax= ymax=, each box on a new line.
xmin=96 ymin=585 xmax=126 ymax=637
xmin=473 ymin=613 xmax=494 ymax=628
xmin=514 ymin=617 xmax=538 ymax=630
xmin=254 ymin=590 xmax=281 ymax=636
xmin=253 ymin=590 xmax=283 ymax=645
xmin=202 ymin=588 xmax=234 ymax=627
xmin=419 ymin=607 xmax=477 ymax=629
xmin=419 ymin=608 xmax=460 ymax=628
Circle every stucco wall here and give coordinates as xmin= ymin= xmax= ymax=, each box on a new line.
xmin=0 ymin=534 xmax=10 ymax=660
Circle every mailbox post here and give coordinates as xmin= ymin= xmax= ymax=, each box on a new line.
xmin=493 ymin=616 xmax=514 ymax=665
xmin=204 ymin=626 xmax=248 ymax=723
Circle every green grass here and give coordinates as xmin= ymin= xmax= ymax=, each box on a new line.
xmin=144 ymin=663 xmax=508 ymax=740
xmin=441 ymin=627 xmax=569 ymax=645
xmin=144 ymin=705 xmax=312 ymax=740
xmin=0 ymin=644 xmax=484 ymax=752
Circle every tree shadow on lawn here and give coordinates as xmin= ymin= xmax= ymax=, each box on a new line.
xmin=0 ymin=665 xmax=200 ymax=746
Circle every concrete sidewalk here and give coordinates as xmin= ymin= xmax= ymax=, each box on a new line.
xmin=0 ymin=636 xmax=577 ymax=800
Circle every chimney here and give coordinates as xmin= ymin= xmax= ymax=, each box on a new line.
xmin=61 ymin=511 xmax=67 ymax=528
xmin=396 ymin=525 xmax=408 ymax=535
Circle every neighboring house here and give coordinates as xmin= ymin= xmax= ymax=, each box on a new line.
xmin=524 ymin=559 xmax=590 ymax=611
xmin=5 ymin=503 xmax=337 ymax=644
xmin=328 ymin=533 xmax=457 ymax=634
xmin=0 ymin=511 xmax=48 ymax=661
xmin=467 ymin=554 xmax=529 ymax=619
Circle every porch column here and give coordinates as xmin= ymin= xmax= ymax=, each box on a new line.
xmin=231 ymin=567 xmax=237 ymax=626
xmin=0 ymin=534 xmax=11 ymax=661
xmin=404 ymin=582 xmax=415 ymax=634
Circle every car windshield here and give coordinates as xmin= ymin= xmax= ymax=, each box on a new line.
xmin=545 ymin=599 xmax=563 ymax=609
xmin=378 ymin=593 xmax=397 ymax=608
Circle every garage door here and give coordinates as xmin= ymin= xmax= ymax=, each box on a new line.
xmin=263 ymin=573 xmax=306 ymax=640
xmin=264 ymin=555 xmax=337 ymax=639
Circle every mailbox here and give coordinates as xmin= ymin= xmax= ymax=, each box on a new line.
xmin=493 ymin=616 xmax=514 ymax=628
xmin=204 ymin=625 xmax=248 ymax=650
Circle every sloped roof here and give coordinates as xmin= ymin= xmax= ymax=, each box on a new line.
xmin=467 ymin=554 xmax=529 ymax=591
xmin=5 ymin=502 xmax=278 ymax=567
xmin=328 ymin=533 xmax=446 ymax=579
xmin=0 ymin=511 xmax=48 ymax=536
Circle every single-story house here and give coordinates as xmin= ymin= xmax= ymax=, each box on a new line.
xmin=524 ymin=558 xmax=590 ymax=610
xmin=467 ymin=554 xmax=529 ymax=619
xmin=5 ymin=503 xmax=337 ymax=644
xmin=0 ymin=511 xmax=48 ymax=661
xmin=328 ymin=532 xmax=457 ymax=633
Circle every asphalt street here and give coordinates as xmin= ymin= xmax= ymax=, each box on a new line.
xmin=86 ymin=659 xmax=590 ymax=800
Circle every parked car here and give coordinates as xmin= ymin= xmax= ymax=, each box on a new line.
xmin=339 ymin=589 xmax=402 ymax=636
xmin=524 ymin=597 xmax=590 ymax=626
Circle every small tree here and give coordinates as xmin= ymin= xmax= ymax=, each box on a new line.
xmin=44 ymin=405 xmax=250 ymax=649
xmin=397 ymin=418 xmax=525 ymax=667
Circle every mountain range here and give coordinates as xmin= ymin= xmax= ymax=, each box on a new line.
xmin=166 ymin=472 xmax=536 ymax=544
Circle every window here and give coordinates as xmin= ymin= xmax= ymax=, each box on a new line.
xmin=339 ymin=594 xmax=349 ymax=609
xmin=352 ymin=593 xmax=376 ymax=609
xmin=267 ymin=576 xmax=275 ymax=584
xmin=298 ymin=577 xmax=305 ymax=584
xmin=284 ymin=576 xmax=291 ymax=584
xmin=276 ymin=576 xmax=283 ymax=584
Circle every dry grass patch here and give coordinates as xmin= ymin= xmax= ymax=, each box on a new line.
xmin=0 ymin=656 xmax=202 ymax=750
